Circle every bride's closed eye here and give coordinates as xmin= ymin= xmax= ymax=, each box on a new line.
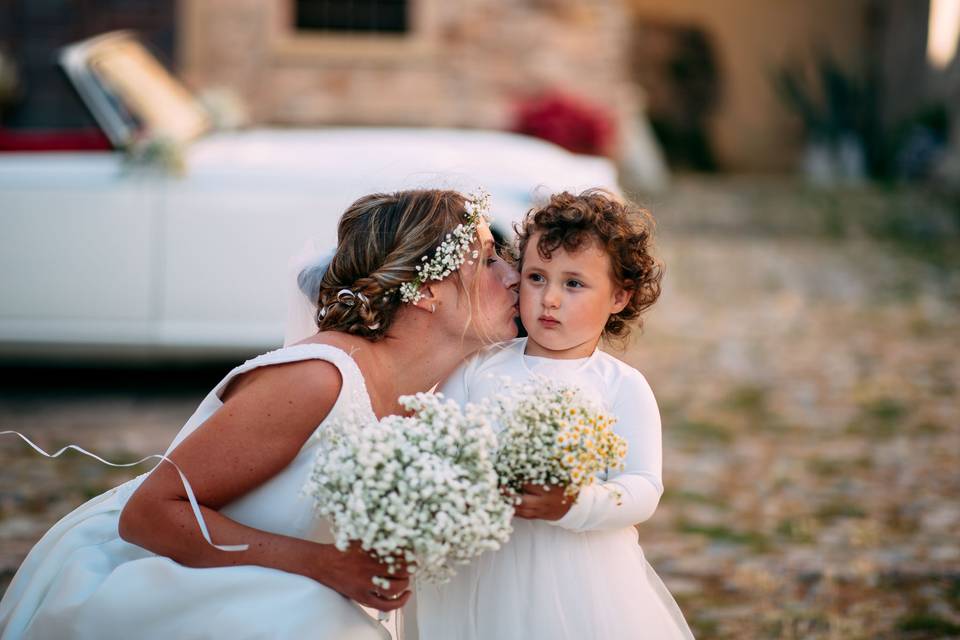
xmin=486 ymin=246 xmax=509 ymax=266
xmin=487 ymin=245 xmax=507 ymax=265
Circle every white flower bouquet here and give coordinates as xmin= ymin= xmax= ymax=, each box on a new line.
xmin=494 ymin=377 xmax=628 ymax=498
xmin=304 ymin=392 xmax=513 ymax=585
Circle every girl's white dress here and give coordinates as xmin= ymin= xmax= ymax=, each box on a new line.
xmin=416 ymin=337 xmax=694 ymax=640
xmin=0 ymin=344 xmax=391 ymax=640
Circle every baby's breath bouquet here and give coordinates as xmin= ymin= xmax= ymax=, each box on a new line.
xmin=494 ymin=377 xmax=628 ymax=498
xmin=304 ymin=392 xmax=513 ymax=585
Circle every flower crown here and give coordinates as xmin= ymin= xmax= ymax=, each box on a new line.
xmin=399 ymin=189 xmax=492 ymax=304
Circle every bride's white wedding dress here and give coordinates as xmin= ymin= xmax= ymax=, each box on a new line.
xmin=0 ymin=344 xmax=390 ymax=640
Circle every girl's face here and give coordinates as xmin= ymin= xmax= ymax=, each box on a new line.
xmin=519 ymin=232 xmax=628 ymax=359
xmin=455 ymin=222 xmax=520 ymax=344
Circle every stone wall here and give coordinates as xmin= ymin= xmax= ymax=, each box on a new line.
xmin=177 ymin=0 xmax=643 ymax=159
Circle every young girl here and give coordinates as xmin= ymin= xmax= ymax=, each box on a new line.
xmin=415 ymin=190 xmax=694 ymax=639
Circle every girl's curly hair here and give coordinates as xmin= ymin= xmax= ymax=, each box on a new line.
xmin=514 ymin=189 xmax=663 ymax=339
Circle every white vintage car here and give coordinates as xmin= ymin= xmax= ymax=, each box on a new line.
xmin=0 ymin=32 xmax=618 ymax=361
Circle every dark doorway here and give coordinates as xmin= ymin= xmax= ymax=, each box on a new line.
xmin=0 ymin=1 xmax=176 ymax=129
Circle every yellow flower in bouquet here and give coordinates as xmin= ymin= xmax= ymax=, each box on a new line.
xmin=493 ymin=377 xmax=627 ymax=498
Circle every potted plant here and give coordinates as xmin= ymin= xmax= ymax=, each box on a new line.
xmin=775 ymin=55 xmax=869 ymax=186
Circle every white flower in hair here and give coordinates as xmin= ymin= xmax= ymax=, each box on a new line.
xmin=399 ymin=189 xmax=492 ymax=304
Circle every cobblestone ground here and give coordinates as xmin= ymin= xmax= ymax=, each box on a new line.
xmin=2 ymin=177 xmax=958 ymax=638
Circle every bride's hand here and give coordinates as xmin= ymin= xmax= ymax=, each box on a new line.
xmin=315 ymin=542 xmax=412 ymax=611
xmin=514 ymin=483 xmax=576 ymax=521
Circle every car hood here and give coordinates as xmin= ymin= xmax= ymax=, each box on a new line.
xmin=186 ymin=127 xmax=618 ymax=197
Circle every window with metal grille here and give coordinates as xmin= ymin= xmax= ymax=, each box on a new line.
xmin=295 ymin=0 xmax=408 ymax=34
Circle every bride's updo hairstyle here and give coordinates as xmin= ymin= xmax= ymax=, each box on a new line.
xmin=312 ymin=189 xmax=471 ymax=340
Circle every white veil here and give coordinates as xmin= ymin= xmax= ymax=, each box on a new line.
xmin=283 ymin=238 xmax=335 ymax=346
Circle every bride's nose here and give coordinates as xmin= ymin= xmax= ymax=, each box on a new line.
xmin=497 ymin=261 xmax=519 ymax=288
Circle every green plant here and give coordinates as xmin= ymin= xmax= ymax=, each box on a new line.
xmin=774 ymin=54 xmax=867 ymax=145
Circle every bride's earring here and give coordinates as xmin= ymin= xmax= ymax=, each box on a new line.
xmin=431 ymin=304 xmax=436 ymax=313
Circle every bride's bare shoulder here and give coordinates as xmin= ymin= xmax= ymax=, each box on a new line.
xmin=221 ymin=350 xmax=345 ymax=406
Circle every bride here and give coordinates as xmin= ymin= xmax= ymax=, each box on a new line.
xmin=0 ymin=188 xmax=519 ymax=639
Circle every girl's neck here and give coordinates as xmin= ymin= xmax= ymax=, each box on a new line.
xmin=523 ymin=335 xmax=601 ymax=360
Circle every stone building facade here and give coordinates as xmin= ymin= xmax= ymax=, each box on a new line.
xmin=6 ymin=0 xmax=950 ymax=176
xmin=177 ymin=0 xmax=644 ymax=161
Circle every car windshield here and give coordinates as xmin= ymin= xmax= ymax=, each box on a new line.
xmin=63 ymin=33 xmax=210 ymax=146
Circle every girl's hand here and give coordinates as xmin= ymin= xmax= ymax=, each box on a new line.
xmin=514 ymin=483 xmax=577 ymax=521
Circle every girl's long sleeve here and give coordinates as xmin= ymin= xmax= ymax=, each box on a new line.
xmin=547 ymin=369 xmax=663 ymax=533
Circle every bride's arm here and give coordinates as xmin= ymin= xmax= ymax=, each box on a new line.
xmin=118 ymin=359 xmax=410 ymax=611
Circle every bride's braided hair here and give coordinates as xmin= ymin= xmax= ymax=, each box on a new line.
xmin=314 ymin=189 xmax=469 ymax=340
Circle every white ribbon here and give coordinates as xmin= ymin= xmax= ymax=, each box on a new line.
xmin=1 ymin=430 xmax=248 ymax=552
